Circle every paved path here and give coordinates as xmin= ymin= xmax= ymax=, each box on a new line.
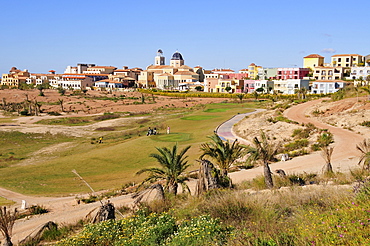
xmin=216 ymin=108 xmax=265 ymax=144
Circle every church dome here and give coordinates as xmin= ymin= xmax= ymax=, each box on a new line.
xmin=171 ymin=51 xmax=184 ymax=60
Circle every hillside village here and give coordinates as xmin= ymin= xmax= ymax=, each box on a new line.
xmin=1 ymin=50 xmax=370 ymax=95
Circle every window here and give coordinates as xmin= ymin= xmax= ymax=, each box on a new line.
xmin=338 ymin=58 xmax=342 ymax=62
xmin=346 ymin=58 xmax=350 ymax=62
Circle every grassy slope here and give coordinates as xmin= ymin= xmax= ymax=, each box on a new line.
xmin=0 ymin=101 xmax=264 ymax=195
xmin=0 ymin=196 xmax=15 ymax=206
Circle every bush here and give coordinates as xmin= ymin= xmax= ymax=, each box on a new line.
xmin=317 ymin=131 xmax=334 ymax=147
xmin=56 ymin=211 xmax=232 ymax=246
xmin=360 ymin=121 xmax=370 ymax=127
xmin=47 ymin=111 xmax=62 ymax=116
xmin=28 ymin=205 xmax=48 ymax=215
xmin=283 ymin=139 xmax=309 ymax=152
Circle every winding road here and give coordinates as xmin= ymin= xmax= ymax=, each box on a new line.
xmin=0 ymin=98 xmax=366 ymax=244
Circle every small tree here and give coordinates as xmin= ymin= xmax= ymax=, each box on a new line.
xmin=321 ymin=146 xmax=334 ymax=174
xmin=356 ymin=139 xmax=370 ymax=170
xmin=225 ymin=86 xmax=232 ymax=93
xmin=136 ymin=144 xmax=191 ymax=195
xmin=195 ymin=86 xmax=203 ymax=91
xmin=58 ymin=98 xmax=64 ymax=112
xmin=235 ymin=94 xmax=245 ymax=103
xmin=0 ymin=206 xmax=18 ymax=246
xmin=200 ymin=134 xmax=245 ymax=183
xmin=252 ymin=91 xmax=259 ymax=100
xmin=58 ymin=86 xmax=66 ymax=96
xmin=247 ymin=132 xmax=278 ymax=189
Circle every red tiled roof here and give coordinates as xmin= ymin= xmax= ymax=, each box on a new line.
xmin=174 ymin=71 xmax=198 ymax=76
xmin=331 ymin=54 xmax=362 ymax=57
xmin=304 ymin=54 xmax=324 ymax=58
xmin=89 ymin=66 xmax=117 ymax=69
xmin=148 ymin=65 xmax=173 ymax=69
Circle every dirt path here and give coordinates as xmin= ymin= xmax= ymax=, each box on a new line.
xmin=230 ymin=99 xmax=364 ymax=183
xmin=0 ymin=98 xmax=366 ymax=244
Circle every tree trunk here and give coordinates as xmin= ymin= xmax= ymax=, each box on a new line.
xmin=195 ymin=159 xmax=220 ymax=196
xmin=168 ymin=182 xmax=178 ymax=195
xmin=93 ymin=202 xmax=115 ymax=223
xmin=323 ymin=163 xmax=333 ymax=174
xmin=264 ymin=162 xmax=274 ymax=189
xmin=2 ymin=236 xmax=13 ymax=246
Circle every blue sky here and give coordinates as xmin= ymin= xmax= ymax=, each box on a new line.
xmin=1 ymin=0 xmax=369 ymax=75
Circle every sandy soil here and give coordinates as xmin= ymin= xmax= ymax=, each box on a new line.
xmin=0 ymin=94 xmax=369 ymax=244
xmin=0 ymin=89 xmax=227 ymax=116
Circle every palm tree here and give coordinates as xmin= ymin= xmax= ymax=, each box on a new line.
xmin=321 ymin=146 xmax=334 ymax=174
xmin=136 ymin=144 xmax=191 ymax=195
xmin=200 ymin=134 xmax=245 ymax=178
xmin=0 ymin=206 xmax=18 ymax=246
xmin=356 ymin=139 xmax=370 ymax=170
xmin=247 ymin=132 xmax=278 ymax=189
xmin=235 ymin=93 xmax=245 ymax=103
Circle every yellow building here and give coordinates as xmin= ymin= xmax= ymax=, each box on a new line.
xmin=331 ymin=54 xmax=363 ymax=67
xmin=1 ymin=67 xmax=30 ymax=88
xmin=248 ymin=63 xmax=260 ymax=79
xmin=303 ymin=54 xmax=324 ymax=69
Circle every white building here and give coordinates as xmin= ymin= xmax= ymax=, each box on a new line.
xmin=273 ymin=79 xmax=309 ymax=94
xmin=311 ymin=80 xmax=347 ymax=94
xmin=349 ymin=66 xmax=370 ymax=81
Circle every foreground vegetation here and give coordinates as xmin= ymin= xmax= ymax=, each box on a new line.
xmin=49 ymin=169 xmax=370 ymax=246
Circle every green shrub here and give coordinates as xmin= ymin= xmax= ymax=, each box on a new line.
xmin=317 ymin=131 xmax=334 ymax=147
xmin=360 ymin=121 xmax=370 ymax=127
xmin=283 ymin=139 xmax=309 ymax=152
xmin=29 ymin=205 xmax=48 ymax=215
xmin=47 ymin=111 xmax=62 ymax=116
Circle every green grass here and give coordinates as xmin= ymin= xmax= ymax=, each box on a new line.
xmin=180 ymin=115 xmax=219 ymax=121
xmin=0 ymin=102 xmax=261 ymax=195
xmin=152 ymin=133 xmax=192 ymax=142
xmin=0 ymin=196 xmax=15 ymax=206
xmin=203 ymin=108 xmax=229 ymax=113
xmin=35 ymin=113 xmax=122 ymax=126
xmin=0 ymin=131 xmax=74 ymax=168
xmin=0 ymin=117 xmax=16 ymax=124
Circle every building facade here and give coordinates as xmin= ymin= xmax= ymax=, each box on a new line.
xmin=276 ymin=68 xmax=309 ymax=80
xmin=331 ymin=54 xmax=363 ymax=67
xmin=303 ymin=54 xmax=324 ymax=69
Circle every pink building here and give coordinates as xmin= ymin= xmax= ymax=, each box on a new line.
xmin=226 ymin=73 xmax=248 ymax=80
xmin=244 ymin=80 xmax=256 ymax=93
xmin=277 ymin=68 xmax=309 ymax=80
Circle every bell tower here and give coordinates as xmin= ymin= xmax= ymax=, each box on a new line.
xmin=155 ymin=49 xmax=165 ymax=66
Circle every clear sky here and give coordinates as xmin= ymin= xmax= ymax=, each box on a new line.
xmin=1 ymin=0 xmax=369 ymax=75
